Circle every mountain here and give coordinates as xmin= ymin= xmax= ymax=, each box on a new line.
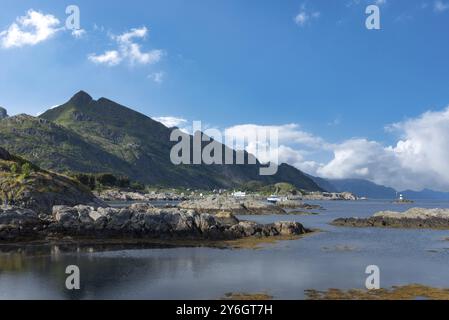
xmin=0 ymin=91 xmax=322 ymax=190
xmin=328 ymin=179 xmax=397 ymax=199
xmin=310 ymin=176 xmax=397 ymax=199
xmin=311 ymin=176 xmax=449 ymax=200
xmin=306 ymin=175 xmax=339 ymax=193
xmin=0 ymin=114 xmax=135 ymax=175
xmin=400 ymin=189 xmax=449 ymax=200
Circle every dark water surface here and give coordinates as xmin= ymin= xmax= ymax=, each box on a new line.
xmin=1 ymin=200 xmax=449 ymax=299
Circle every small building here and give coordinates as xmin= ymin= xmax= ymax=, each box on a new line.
xmin=232 ymin=191 xmax=246 ymax=198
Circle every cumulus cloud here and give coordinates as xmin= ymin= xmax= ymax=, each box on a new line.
xmin=88 ymin=50 xmax=121 ymax=66
xmin=220 ymin=107 xmax=449 ymax=192
xmin=89 ymin=26 xmax=164 ymax=66
xmin=223 ymin=123 xmax=326 ymax=171
xmin=0 ymin=9 xmax=61 ymax=48
xmin=316 ymin=107 xmax=449 ymax=191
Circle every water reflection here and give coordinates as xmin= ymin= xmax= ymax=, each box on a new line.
xmin=1 ymin=199 xmax=449 ymax=299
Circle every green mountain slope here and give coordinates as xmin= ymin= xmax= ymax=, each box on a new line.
xmin=1 ymin=91 xmax=321 ymax=190
xmin=0 ymin=114 xmax=135 ymax=175
xmin=0 ymin=146 xmax=102 ymax=214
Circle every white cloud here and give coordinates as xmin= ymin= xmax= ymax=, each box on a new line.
xmin=434 ymin=0 xmax=449 ymax=12
xmin=154 ymin=116 xmax=187 ymax=128
xmin=88 ymin=50 xmax=122 ymax=66
xmin=294 ymin=4 xmax=320 ymax=27
xmin=315 ymin=107 xmax=449 ymax=191
xmin=219 ymin=106 xmax=449 ymax=192
xmin=71 ymin=29 xmax=86 ymax=39
xmin=89 ymin=26 xmax=164 ymax=67
xmin=0 ymin=9 xmax=61 ymax=48
xmin=148 ymin=71 xmax=165 ymax=84
xmin=225 ymin=123 xmax=328 ymax=150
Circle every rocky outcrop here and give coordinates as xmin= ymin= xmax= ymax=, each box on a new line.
xmin=303 ymin=192 xmax=357 ymax=201
xmin=0 ymin=107 xmax=8 ymax=120
xmin=0 ymin=207 xmax=41 ymax=241
xmin=0 ymin=147 xmax=105 ymax=214
xmin=276 ymin=199 xmax=322 ymax=210
xmin=0 ymin=204 xmax=311 ymax=242
xmin=96 ymin=189 xmax=187 ymax=202
xmin=178 ymin=196 xmax=286 ymax=215
xmin=332 ymin=208 xmax=449 ymax=229
xmin=0 ymin=147 xmax=12 ymax=161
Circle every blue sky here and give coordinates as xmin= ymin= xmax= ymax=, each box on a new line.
xmin=1 ymin=0 xmax=449 ymax=190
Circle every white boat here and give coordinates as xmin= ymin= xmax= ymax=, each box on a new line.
xmin=232 ymin=191 xmax=246 ymax=198
xmin=267 ymin=195 xmax=280 ymax=203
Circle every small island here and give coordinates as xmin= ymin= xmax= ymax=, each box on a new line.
xmin=332 ymin=207 xmax=449 ymax=230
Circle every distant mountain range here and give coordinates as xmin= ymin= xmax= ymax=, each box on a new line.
xmin=310 ymin=177 xmax=449 ymax=200
xmin=0 ymin=91 xmax=321 ymax=191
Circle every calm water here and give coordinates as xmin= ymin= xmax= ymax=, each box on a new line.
xmin=1 ymin=200 xmax=449 ymax=300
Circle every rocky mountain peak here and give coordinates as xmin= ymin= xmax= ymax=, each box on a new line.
xmin=69 ymin=90 xmax=94 ymax=106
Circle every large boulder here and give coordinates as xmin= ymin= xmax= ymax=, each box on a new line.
xmin=0 ymin=206 xmax=42 ymax=240
xmin=0 ymin=107 xmax=8 ymax=120
xmin=0 ymin=147 xmax=12 ymax=161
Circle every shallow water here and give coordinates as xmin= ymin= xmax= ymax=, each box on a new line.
xmin=1 ymin=200 xmax=449 ymax=300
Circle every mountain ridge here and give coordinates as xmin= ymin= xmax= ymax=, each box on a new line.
xmin=0 ymin=91 xmax=322 ymax=191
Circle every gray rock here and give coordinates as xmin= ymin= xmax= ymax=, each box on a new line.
xmin=0 ymin=107 xmax=8 ymax=120
xmin=1 ymin=204 xmax=311 ymax=242
xmin=332 ymin=207 xmax=449 ymax=230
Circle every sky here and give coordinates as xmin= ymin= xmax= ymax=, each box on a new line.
xmin=1 ymin=0 xmax=449 ymax=191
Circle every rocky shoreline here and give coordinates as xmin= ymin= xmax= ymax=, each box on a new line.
xmin=0 ymin=203 xmax=311 ymax=243
xmin=178 ymin=196 xmax=286 ymax=215
xmin=332 ymin=208 xmax=449 ymax=229
xmin=96 ymin=189 xmax=188 ymax=202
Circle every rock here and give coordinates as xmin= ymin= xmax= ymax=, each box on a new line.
xmin=129 ymin=203 xmax=155 ymax=212
xmin=273 ymin=221 xmax=307 ymax=236
xmin=0 ymin=152 xmax=107 ymax=215
xmin=58 ymin=205 xmax=310 ymax=240
xmin=0 ymin=147 xmax=12 ymax=160
xmin=0 ymin=107 xmax=8 ymax=120
xmin=215 ymin=211 xmax=240 ymax=226
xmin=332 ymin=208 xmax=449 ymax=230
xmin=0 ymin=204 xmax=311 ymax=242
xmin=179 ymin=195 xmax=286 ymax=215
xmin=302 ymin=192 xmax=358 ymax=201
xmin=88 ymin=210 xmax=104 ymax=222
xmin=276 ymin=199 xmax=322 ymax=210
xmin=0 ymin=206 xmax=42 ymax=240
xmin=96 ymin=189 xmax=187 ymax=202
